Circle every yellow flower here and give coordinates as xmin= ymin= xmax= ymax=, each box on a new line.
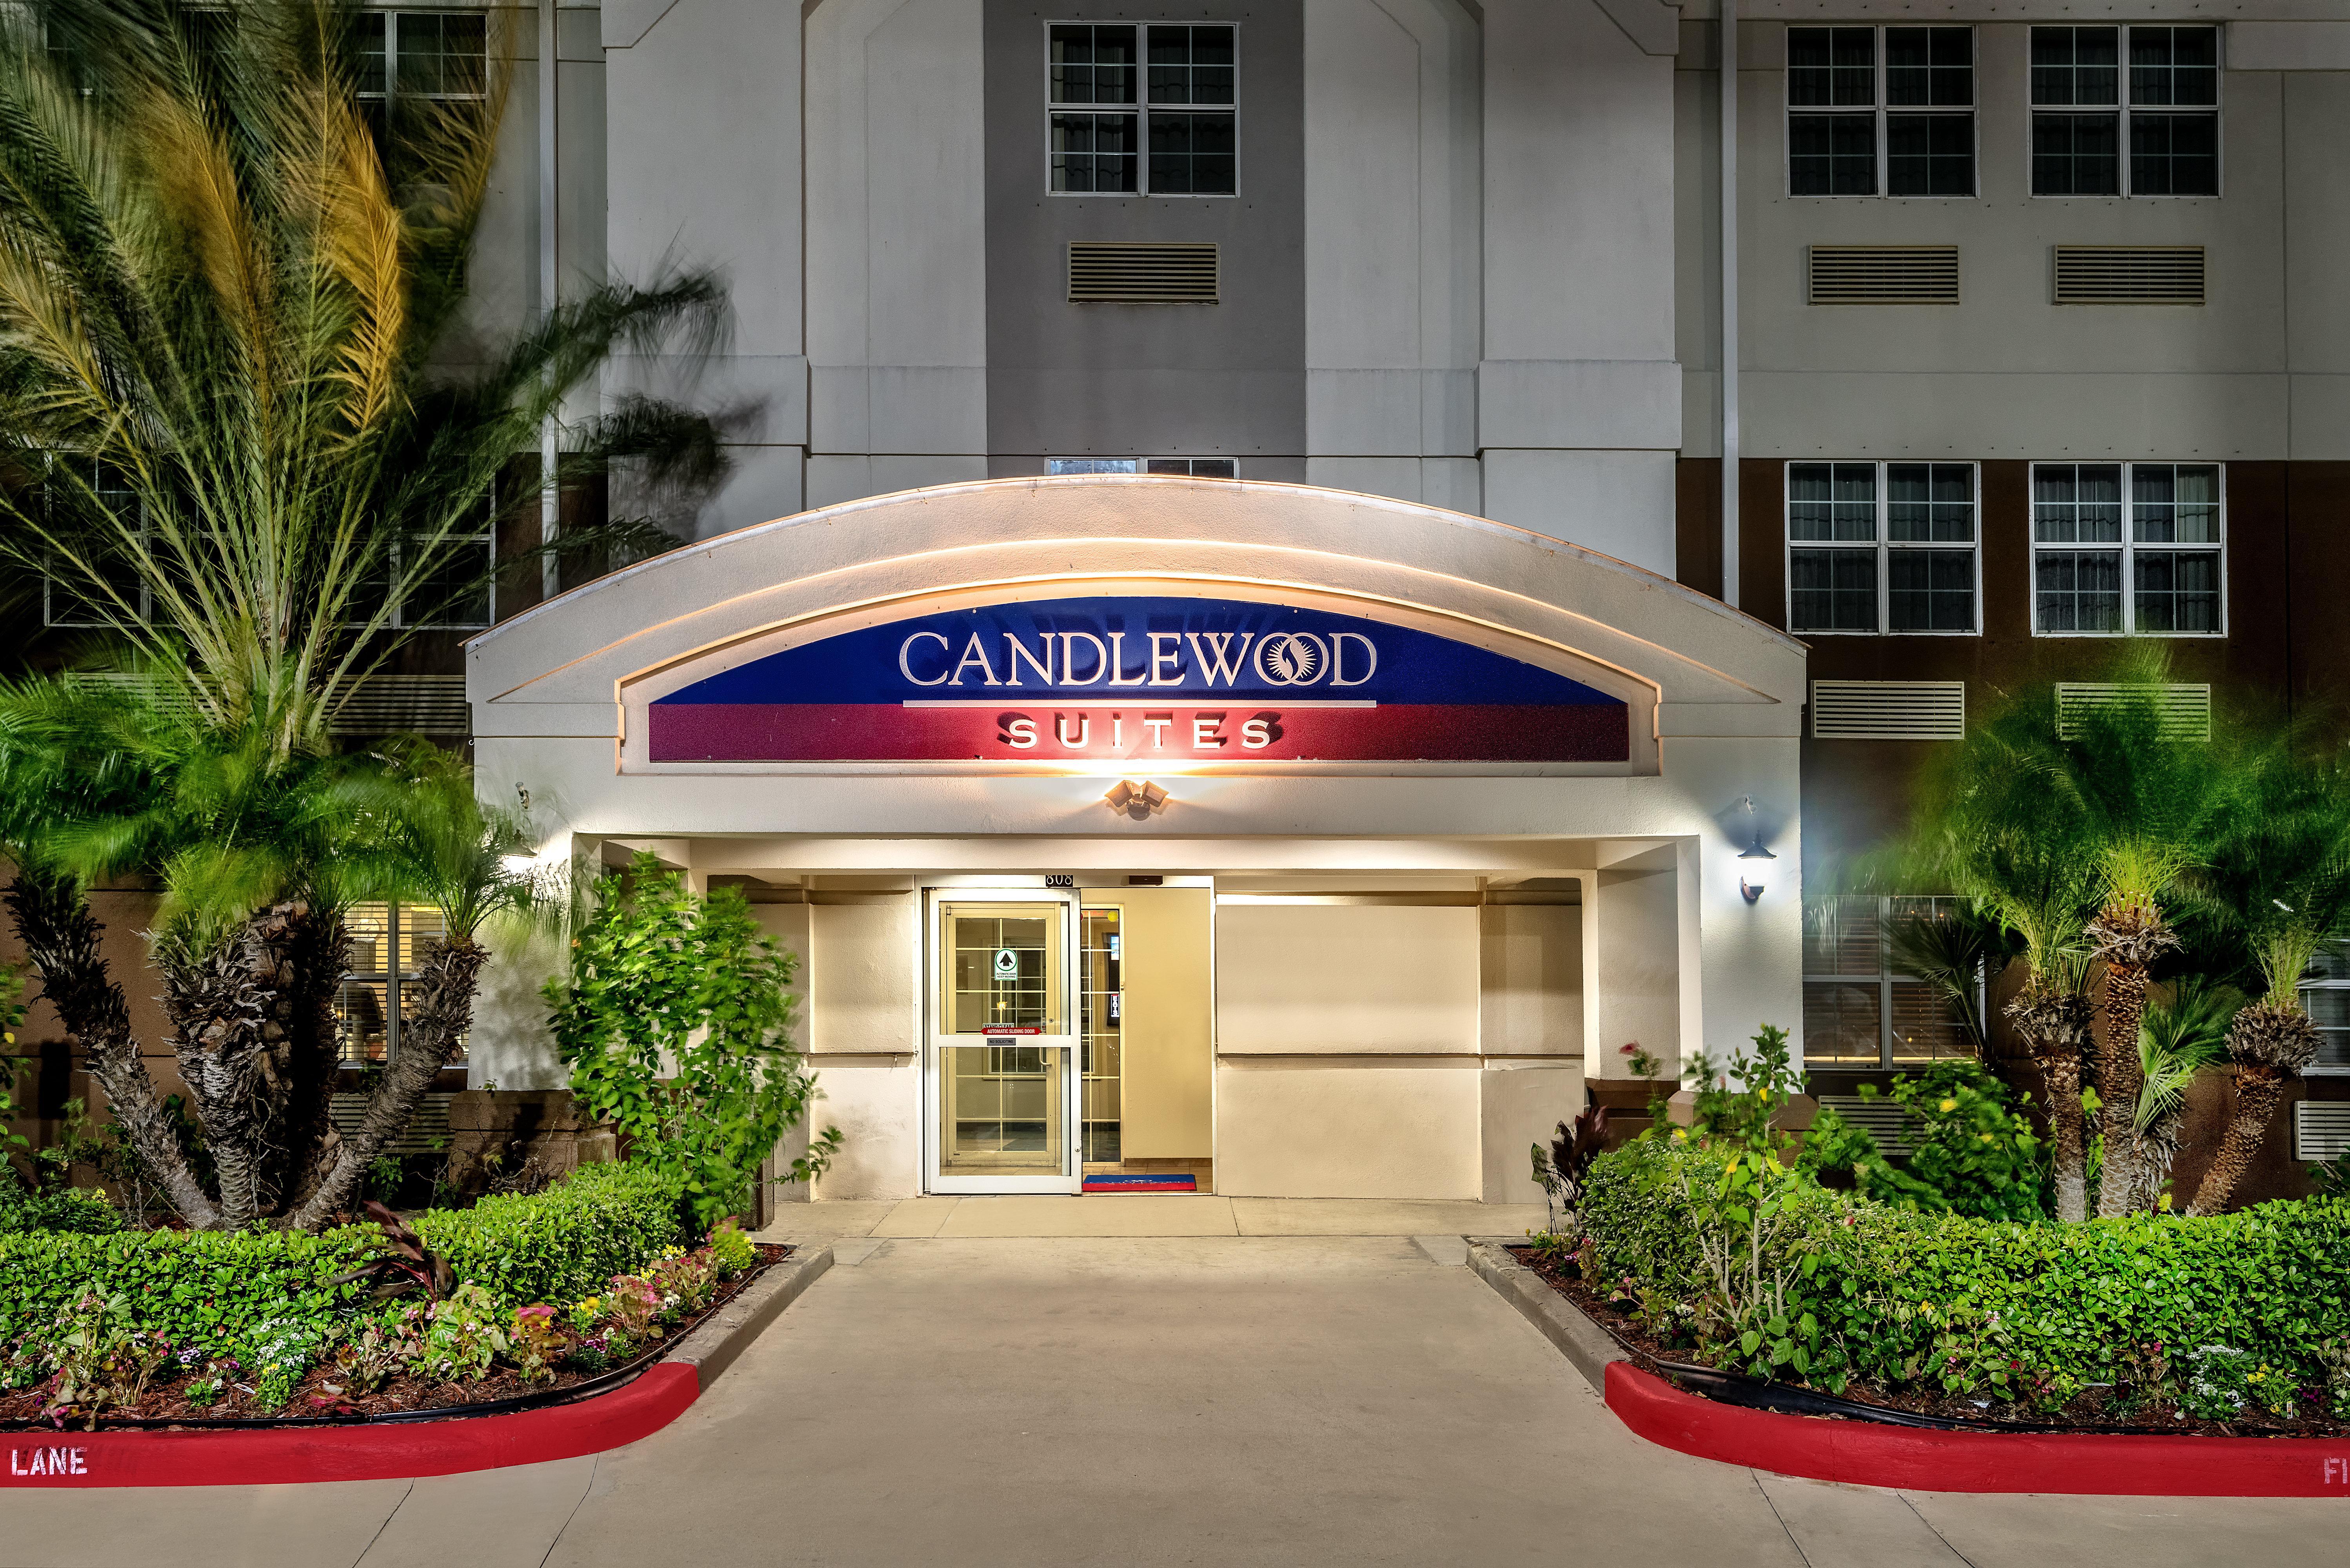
xmin=1670 ymin=1129 xmax=1688 ymax=1143
xmin=1939 ymin=1098 xmax=1958 ymax=1113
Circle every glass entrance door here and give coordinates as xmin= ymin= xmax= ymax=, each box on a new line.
xmin=926 ymin=890 xmax=1081 ymax=1193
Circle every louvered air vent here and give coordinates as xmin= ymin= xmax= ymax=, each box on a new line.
xmin=2053 ymin=246 xmax=2206 ymax=305
xmin=2295 ymin=1102 xmax=2350 ymax=1163
xmin=1817 ymin=1095 xmax=1912 ymax=1157
xmin=67 ymin=671 xmax=469 ymax=736
xmin=2054 ymin=682 xmax=2210 ymax=741
xmin=1810 ymin=681 xmax=1966 ymax=741
xmin=1068 ymin=242 xmax=1220 ymax=303
xmin=331 ymin=1091 xmax=454 ymax=1156
xmin=329 ymin=675 xmax=470 ymax=736
xmin=1807 ymin=245 xmax=1960 ymax=305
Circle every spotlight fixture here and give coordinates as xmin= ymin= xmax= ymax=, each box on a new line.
xmin=1103 ymin=779 xmax=1169 ymax=820
xmin=1735 ymin=794 xmax=1776 ymax=904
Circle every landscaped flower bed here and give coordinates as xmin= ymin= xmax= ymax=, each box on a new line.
xmin=1527 ymin=1135 xmax=2350 ymax=1437
xmin=0 ymin=1163 xmax=780 ymax=1429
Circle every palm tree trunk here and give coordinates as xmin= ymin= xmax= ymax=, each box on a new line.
xmin=2094 ymin=959 xmax=2152 ymax=1216
xmin=161 ymin=905 xmax=306 ymax=1229
xmin=291 ymin=936 xmax=486 ymax=1231
xmin=2187 ymin=1064 xmax=2286 ymax=1217
xmin=1 ymin=873 xmax=221 ymax=1228
xmin=2008 ymin=984 xmax=2091 ymax=1221
xmin=269 ymin=906 xmax=350 ymax=1211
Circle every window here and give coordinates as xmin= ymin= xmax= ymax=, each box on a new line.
xmin=1803 ymin=896 xmax=1977 ymax=1068
xmin=336 ymin=902 xmax=462 ymax=1066
xmin=2303 ymin=943 xmax=2350 ymax=1076
xmin=346 ymin=525 xmax=496 ymax=630
xmin=42 ymin=461 xmax=148 ymax=628
xmin=2031 ymin=462 xmax=2222 ymax=635
xmin=2030 ymin=26 xmax=2218 ymax=197
xmin=1786 ymin=461 xmax=1979 ymax=635
xmin=355 ymin=10 xmax=487 ymax=140
xmin=1047 ymin=457 xmax=1237 ymax=477
xmin=1787 ymin=26 xmax=1975 ymax=198
xmin=1049 ymin=22 xmax=1235 ymax=196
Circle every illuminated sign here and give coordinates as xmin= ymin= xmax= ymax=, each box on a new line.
xmin=646 ymin=597 xmax=1628 ymax=763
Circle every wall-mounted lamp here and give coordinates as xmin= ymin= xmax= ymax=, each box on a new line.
xmin=1735 ymin=794 xmax=1776 ymax=904
xmin=1103 ymin=779 xmax=1169 ymax=821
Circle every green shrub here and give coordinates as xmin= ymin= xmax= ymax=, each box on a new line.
xmin=414 ymin=1160 xmax=690 ymax=1308
xmin=0 ymin=1181 xmax=123 ymax=1236
xmin=546 ymin=853 xmax=841 ymax=1231
xmin=1583 ymin=1136 xmax=2350 ymax=1412
xmin=0 ymin=1226 xmax=379 ymax=1389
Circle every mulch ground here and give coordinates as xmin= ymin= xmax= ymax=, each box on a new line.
xmin=1506 ymin=1245 xmax=2350 ymax=1439
xmin=0 ymin=1243 xmax=792 ymax=1430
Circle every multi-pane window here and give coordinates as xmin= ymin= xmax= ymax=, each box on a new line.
xmin=1803 ymin=896 xmax=1976 ymax=1068
xmin=1786 ymin=462 xmax=1979 ymax=635
xmin=1787 ymin=26 xmax=1975 ymax=198
xmin=43 ymin=462 xmax=147 ymax=628
xmin=1047 ymin=456 xmax=1237 ymax=477
xmin=355 ymin=11 xmax=487 ymax=140
xmin=1049 ymin=23 xmax=1236 ymax=196
xmin=345 ymin=526 xmax=495 ymax=630
xmin=2030 ymin=26 xmax=2218 ymax=197
xmin=2301 ymin=942 xmax=2350 ymax=1075
xmin=336 ymin=902 xmax=462 ymax=1066
xmin=2031 ymin=462 xmax=2223 ymax=635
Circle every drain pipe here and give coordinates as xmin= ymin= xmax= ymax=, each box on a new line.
xmin=1718 ymin=0 xmax=1740 ymax=609
xmin=538 ymin=0 xmax=561 ymax=604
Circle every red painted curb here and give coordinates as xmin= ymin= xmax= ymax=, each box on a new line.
xmin=0 ymin=1363 xmax=701 ymax=1489
xmin=1606 ymin=1363 xmax=2350 ymax=1497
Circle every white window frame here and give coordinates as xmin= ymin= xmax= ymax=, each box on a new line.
xmin=2302 ymin=940 xmax=2350 ymax=1076
xmin=1785 ymin=24 xmax=1978 ymax=200
xmin=1784 ymin=460 xmax=1982 ymax=637
xmin=355 ymin=9 xmax=489 ymax=114
xmin=2026 ymin=24 xmax=2223 ymax=201
xmin=2028 ymin=460 xmax=2226 ymax=638
xmin=1802 ymin=894 xmax=1983 ymax=1071
xmin=1046 ymin=20 xmax=1239 ymax=199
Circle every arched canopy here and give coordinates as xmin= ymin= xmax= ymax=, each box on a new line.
xmin=468 ymin=477 xmax=1805 ymax=772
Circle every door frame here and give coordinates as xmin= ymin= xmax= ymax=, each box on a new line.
xmin=922 ymin=884 xmax=1084 ymax=1194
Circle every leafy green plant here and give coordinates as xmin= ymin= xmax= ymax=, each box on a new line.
xmin=546 ymin=854 xmax=842 ymax=1230
xmin=508 ymin=1306 xmax=571 ymax=1384
xmin=708 ymin=1219 xmax=757 ymax=1276
xmin=418 ymin=1284 xmax=508 ymax=1384
xmin=2310 ymin=1154 xmax=2350 ymax=1201
xmin=38 ymin=1291 xmax=171 ymax=1430
xmin=1528 ymin=1102 xmax=1608 ymax=1239
xmin=1871 ymin=1061 xmax=2047 ymax=1222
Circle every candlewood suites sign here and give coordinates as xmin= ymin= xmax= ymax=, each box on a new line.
xmin=647 ymin=596 xmax=1630 ymax=764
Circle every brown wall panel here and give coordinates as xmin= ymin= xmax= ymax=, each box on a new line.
xmin=1675 ymin=457 xmax=1723 ymax=600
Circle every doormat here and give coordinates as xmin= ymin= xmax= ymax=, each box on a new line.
xmin=1083 ymin=1174 xmax=1198 ymax=1193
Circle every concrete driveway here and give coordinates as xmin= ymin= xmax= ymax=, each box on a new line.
xmin=0 ymin=1231 xmax=2339 ymax=1566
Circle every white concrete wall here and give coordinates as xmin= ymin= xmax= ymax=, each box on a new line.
xmin=604 ymin=0 xmax=811 ymax=534
xmin=1476 ymin=0 xmax=1681 ymax=570
xmin=805 ymin=0 xmax=990 ymax=509
xmin=1302 ymin=0 xmax=1482 ymax=509
xmin=1215 ymin=1058 xmax=1484 ymax=1198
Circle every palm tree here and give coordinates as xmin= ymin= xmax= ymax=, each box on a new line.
xmin=2057 ymin=661 xmax=2219 ymax=1217
xmin=291 ymin=742 xmax=540 ymax=1228
xmin=1905 ymin=685 xmax=2104 ymax=1221
xmin=0 ymin=670 xmax=362 ymax=1226
xmin=2126 ymin=978 xmax=2239 ymax=1212
xmin=2184 ymin=740 xmax=2350 ymax=1215
xmin=0 ymin=0 xmax=724 ymax=1225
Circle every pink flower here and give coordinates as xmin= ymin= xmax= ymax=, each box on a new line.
xmin=1620 ymin=1042 xmax=1638 ymax=1054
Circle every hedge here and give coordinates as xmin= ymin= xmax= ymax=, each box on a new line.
xmin=414 ymin=1160 xmax=690 ymax=1308
xmin=1583 ymin=1136 xmax=2350 ymax=1406
xmin=0 ymin=1160 xmax=690 ymax=1388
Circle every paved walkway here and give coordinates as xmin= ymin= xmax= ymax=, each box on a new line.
xmin=1 ymin=1220 xmax=2340 ymax=1566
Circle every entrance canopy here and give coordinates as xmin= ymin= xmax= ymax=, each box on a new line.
xmin=464 ymin=479 xmax=1810 ymax=1187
